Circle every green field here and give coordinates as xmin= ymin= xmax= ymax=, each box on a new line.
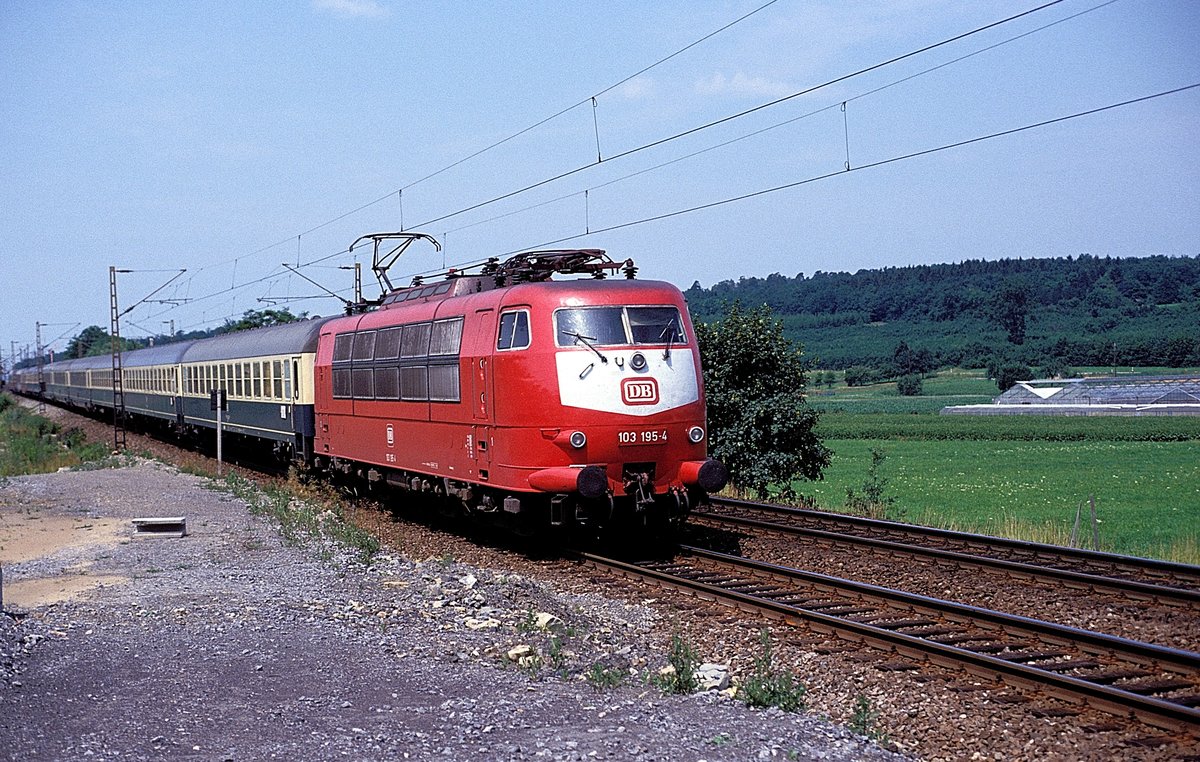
xmin=801 ymin=438 xmax=1199 ymax=562
xmin=793 ymin=372 xmax=1200 ymax=563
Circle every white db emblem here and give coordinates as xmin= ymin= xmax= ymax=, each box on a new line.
xmin=621 ymin=377 xmax=659 ymax=405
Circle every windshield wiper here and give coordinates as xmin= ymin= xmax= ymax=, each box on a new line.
xmin=564 ymin=331 xmax=608 ymax=364
xmin=661 ymin=320 xmax=678 ymax=360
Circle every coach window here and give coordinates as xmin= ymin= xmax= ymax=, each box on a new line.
xmin=253 ymin=362 xmax=262 ymax=398
xmin=272 ymin=360 xmax=283 ymax=398
xmin=234 ymin=363 xmax=243 ymax=397
xmin=283 ymin=361 xmax=293 ymax=400
xmin=219 ymin=364 xmax=227 ymax=393
xmin=497 ymin=311 xmax=530 ymax=350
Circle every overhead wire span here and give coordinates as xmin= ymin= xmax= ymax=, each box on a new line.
xmin=441 ymin=0 xmax=1121 ymax=242
xmin=508 ymin=83 xmax=1200 ymax=253
xmin=398 ymin=0 xmax=783 ymax=193
xmin=409 ymin=0 xmax=1071 ymax=230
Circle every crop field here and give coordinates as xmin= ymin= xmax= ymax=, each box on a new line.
xmin=801 ymin=438 xmax=1199 ymax=562
xmin=799 ymin=372 xmax=1200 ymax=563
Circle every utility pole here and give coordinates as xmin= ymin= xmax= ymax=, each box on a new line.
xmin=108 ymin=266 xmax=187 ymax=452
xmin=35 ymin=321 xmax=45 ymax=413
xmin=110 ymin=267 xmax=128 ymax=452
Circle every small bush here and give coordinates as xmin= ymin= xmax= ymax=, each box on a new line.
xmin=849 ymin=695 xmax=888 ymax=743
xmin=896 ymin=374 xmax=923 ymax=396
xmin=586 ymin=662 xmax=625 ymax=691
xmin=844 ymin=448 xmax=902 ymax=521
xmin=738 ymin=629 xmax=805 ymax=713
xmin=653 ymin=629 xmax=700 ymax=695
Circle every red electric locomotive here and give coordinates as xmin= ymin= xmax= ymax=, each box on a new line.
xmin=313 ymin=235 xmax=727 ymax=532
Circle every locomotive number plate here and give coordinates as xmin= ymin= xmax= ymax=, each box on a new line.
xmin=617 ymin=429 xmax=668 ymax=446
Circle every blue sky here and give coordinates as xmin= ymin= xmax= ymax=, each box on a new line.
xmin=2 ymin=0 xmax=1197 ymax=361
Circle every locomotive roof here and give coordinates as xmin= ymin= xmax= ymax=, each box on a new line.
xmin=181 ymin=316 xmax=336 ymax=362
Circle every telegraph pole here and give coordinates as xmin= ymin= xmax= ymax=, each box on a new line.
xmin=35 ymin=322 xmax=46 ymax=413
xmin=110 ymin=267 xmax=128 ymax=452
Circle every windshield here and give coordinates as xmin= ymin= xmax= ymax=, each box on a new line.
xmin=555 ymin=306 xmax=684 ymax=347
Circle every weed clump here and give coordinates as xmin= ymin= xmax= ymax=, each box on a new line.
xmin=738 ymin=629 xmax=806 ymax=713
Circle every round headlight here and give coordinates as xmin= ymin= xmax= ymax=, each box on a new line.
xmin=688 ymin=426 xmax=705 ymax=443
xmin=569 ymin=430 xmax=587 ymax=449
xmin=629 ymin=352 xmax=647 ymax=371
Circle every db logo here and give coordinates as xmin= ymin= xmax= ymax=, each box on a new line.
xmin=621 ymin=377 xmax=659 ymax=405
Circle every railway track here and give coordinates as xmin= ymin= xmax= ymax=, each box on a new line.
xmin=581 ymin=546 xmax=1200 ymax=734
xmin=694 ymin=497 xmax=1200 ymax=606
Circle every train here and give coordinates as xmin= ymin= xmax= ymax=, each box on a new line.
xmin=10 ymin=239 xmax=727 ymax=534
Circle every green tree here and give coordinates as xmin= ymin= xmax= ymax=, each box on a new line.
xmin=216 ymin=308 xmax=306 ymax=334
xmin=695 ymin=302 xmax=830 ymax=499
xmin=991 ymin=279 xmax=1029 ymax=345
xmin=66 ymin=326 xmax=111 ymax=358
xmin=996 ymin=364 xmax=1034 ymax=391
xmin=896 ymin=374 xmax=922 ymax=396
xmin=65 ymin=325 xmax=140 ymax=357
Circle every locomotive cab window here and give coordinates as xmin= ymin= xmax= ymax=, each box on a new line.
xmin=627 ymin=307 xmax=685 ymax=344
xmin=497 ymin=310 xmax=530 ymax=350
xmin=555 ymin=306 xmax=684 ymax=347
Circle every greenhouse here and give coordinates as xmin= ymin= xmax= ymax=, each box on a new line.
xmin=943 ymin=375 xmax=1200 ymax=416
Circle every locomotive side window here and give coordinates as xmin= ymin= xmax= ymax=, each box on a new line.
xmin=352 ymin=368 xmax=373 ymax=398
xmin=375 ymin=367 xmax=399 ymax=399
xmin=497 ymin=311 xmax=530 ymax=350
xmin=333 ymin=334 xmax=354 ymax=362
xmin=375 ymin=327 xmax=402 ymax=360
xmin=332 ymin=368 xmax=351 ymax=398
xmin=428 ymin=365 xmax=460 ymax=402
xmin=400 ymin=366 xmax=428 ymax=401
xmin=330 ymin=321 xmax=461 ymax=403
xmin=352 ymin=332 xmax=376 ymax=361
xmin=429 ymin=318 xmax=464 ymax=356
xmin=401 ymin=323 xmax=431 ymax=358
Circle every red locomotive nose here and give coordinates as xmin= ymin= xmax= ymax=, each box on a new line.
xmin=679 ymin=459 xmax=728 ymax=493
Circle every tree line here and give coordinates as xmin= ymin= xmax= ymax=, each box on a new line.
xmin=684 ymin=253 xmax=1200 ymax=372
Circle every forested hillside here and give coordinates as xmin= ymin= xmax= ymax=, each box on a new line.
xmin=684 ymin=254 xmax=1200 ymax=372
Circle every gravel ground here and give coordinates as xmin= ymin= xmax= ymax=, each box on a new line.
xmin=4 ymin=400 xmax=1198 ymax=760
xmin=0 ymin=461 xmax=900 ymax=761
xmin=694 ymin=521 xmax=1200 ymax=653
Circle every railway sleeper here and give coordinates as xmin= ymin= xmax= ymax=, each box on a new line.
xmin=994 ymin=650 xmax=1073 ymax=664
xmin=1037 ymin=659 xmax=1103 ymax=672
xmin=1116 ymin=678 xmax=1195 ymax=696
xmin=874 ymin=618 xmax=939 ymax=631
xmin=1078 ymin=667 xmax=1154 ymax=684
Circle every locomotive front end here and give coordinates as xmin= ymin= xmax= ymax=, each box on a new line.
xmin=495 ymin=278 xmax=726 ymax=533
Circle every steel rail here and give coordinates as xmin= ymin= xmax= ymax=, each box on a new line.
xmin=691 ymin=507 xmax=1200 ymax=606
xmin=707 ymin=496 xmax=1200 ymax=597
xmin=579 ymin=546 xmax=1200 ymax=733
